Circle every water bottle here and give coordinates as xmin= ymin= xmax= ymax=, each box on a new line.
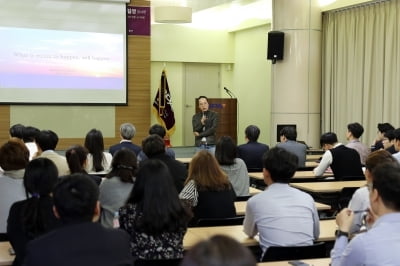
xmin=113 ymin=211 xmax=120 ymax=228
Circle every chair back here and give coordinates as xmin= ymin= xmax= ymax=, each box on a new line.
xmin=134 ymin=258 xmax=182 ymax=266
xmin=261 ymin=242 xmax=327 ymax=262
xmin=236 ymin=195 xmax=252 ymax=201
xmin=336 ymin=187 xmax=359 ymax=210
xmin=196 ymin=216 xmax=245 ymax=227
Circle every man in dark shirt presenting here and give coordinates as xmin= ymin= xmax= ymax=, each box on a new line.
xmin=192 ymin=96 xmax=218 ymax=154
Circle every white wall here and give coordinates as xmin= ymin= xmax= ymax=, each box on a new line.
xmin=151 ymin=23 xmax=272 ymax=146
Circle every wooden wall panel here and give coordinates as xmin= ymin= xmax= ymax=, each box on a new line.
xmin=0 ymin=0 xmax=151 ymax=150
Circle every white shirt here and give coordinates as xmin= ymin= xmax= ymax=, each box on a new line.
xmin=243 ymin=183 xmax=320 ymax=256
xmin=85 ymin=152 xmax=113 ymax=174
xmin=348 ymin=186 xmax=369 ymax=234
xmin=313 ymin=143 xmax=343 ymax=176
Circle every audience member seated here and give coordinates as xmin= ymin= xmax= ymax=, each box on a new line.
xmin=276 ymin=126 xmax=307 ymax=168
xmin=7 ymin=158 xmax=61 ymax=266
xmin=84 ymin=128 xmax=112 ymax=174
xmin=35 ymin=130 xmax=69 ymax=176
xmin=109 ymin=122 xmax=141 ymax=156
xmin=179 ymin=150 xmax=236 ymax=225
xmin=371 ymin=122 xmax=394 ymax=152
xmin=331 ymin=163 xmax=400 ymax=265
xmin=100 ymin=149 xmax=137 ymax=228
xmin=347 ymin=150 xmax=398 ymax=234
xmin=0 ymin=139 xmax=29 ymax=238
xmin=313 ymin=132 xmax=364 ymax=180
xmin=24 ymin=174 xmax=133 ymax=266
xmin=141 ymin=134 xmax=187 ymax=193
xmin=137 ymin=124 xmax=176 ymax=162
xmin=243 ymin=147 xmax=319 ymax=257
xmin=345 ymin=122 xmax=370 ymax=165
xmin=119 ymin=159 xmax=192 ymax=261
xmin=65 ymin=145 xmax=101 ymax=185
xmin=392 ymin=128 xmax=400 ymax=163
xmin=9 ymin=124 xmax=25 ymax=140
xmin=382 ymin=129 xmax=396 ymax=154
xmin=215 ymin=136 xmax=249 ymax=197
xmin=22 ymin=126 xmax=40 ymax=161
xmin=181 ymin=235 xmax=257 ymax=266
xmin=237 ymin=125 xmax=269 ymax=172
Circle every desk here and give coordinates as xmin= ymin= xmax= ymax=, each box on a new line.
xmin=291 ymin=181 xmax=366 ymax=193
xmin=178 ymin=157 xmax=319 ymax=169
xmin=234 ymin=201 xmax=331 ymax=216
xmin=306 ymin=154 xmax=322 ymax=161
xmin=258 ymin=258 xmax=330 ymax=266
xmin=0 ymin=242 xmax=13 ymax=266
xmin=249 ymin=171 xmax=333 ymax=180
xmin=176 ymin=157 xmax=191 ymax=164
xmin=249 ymin=187 xmax=263 ymax=195
xmin=183 ymin=219 xmax=336 ymax=249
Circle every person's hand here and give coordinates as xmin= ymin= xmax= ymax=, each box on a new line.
xmin=365 ymin=207 xmax=378 ymax=227
xmin=193 ymin=132 xmax=199 ymax=136
xmin=335 ymin=208 xmax=354 ymax=233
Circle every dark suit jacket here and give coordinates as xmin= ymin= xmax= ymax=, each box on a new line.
xmin=109 ymin=141 xmax=142 ymax=156
xmin=24 ymin=222 xmax=133 ymax=266
xmin=237 ymin=141 xmax=269 ymax=172
xmin=149 ymin=154 xmax=188 ymax=193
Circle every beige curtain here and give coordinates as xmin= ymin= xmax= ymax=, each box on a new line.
xmin=321 ymin=0 xmax=400 ymax=146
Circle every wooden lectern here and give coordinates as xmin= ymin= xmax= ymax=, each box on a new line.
xmin=195 ymin=98 xmax=237 ymax=143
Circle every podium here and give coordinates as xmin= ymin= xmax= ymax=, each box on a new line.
xmin=195 ymin=98 xmax=237 ymax=143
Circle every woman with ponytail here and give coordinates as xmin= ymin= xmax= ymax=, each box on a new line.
xmin=65 ymin=145 xmax=101 ymax=185
xmin=7 ymin=158 xmax=61 ymax=266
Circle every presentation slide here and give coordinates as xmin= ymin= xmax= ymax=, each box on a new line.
xmin=0 ymin=0 xmax=127 ymax=104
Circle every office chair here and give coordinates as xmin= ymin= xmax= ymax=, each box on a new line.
xmin=236 ymin=195 xmax=252 ymax=201
xmin=335 ymin=187 xmax=360 ymax=211
xmin=196 ymin=216 xmax=245 ymax=227
xmin=260 ymin=242 xmax=327 ymax=262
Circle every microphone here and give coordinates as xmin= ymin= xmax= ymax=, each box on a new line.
xmin=224 ymin=87 xmax=234 ymax=98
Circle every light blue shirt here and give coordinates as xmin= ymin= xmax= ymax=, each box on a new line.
xmin=347 ymin=186 xmax=369 ymax=234
xmin=331 ymin=212 xmax=400 ymax=266
xmin=243 ymin=183 xmax=320 ymax=255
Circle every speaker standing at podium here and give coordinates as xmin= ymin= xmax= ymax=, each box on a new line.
xmin=192 ymin=96 xmax=219 ymax=154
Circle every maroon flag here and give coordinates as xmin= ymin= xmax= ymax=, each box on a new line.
xmin=152 ymin=70 xmax=176 ymax=136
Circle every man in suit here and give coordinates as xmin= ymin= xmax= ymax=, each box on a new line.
xmin=331 ymin=163 xmax=400 ymax=265
xmin=237 ymin=125 xmax=269 ymax=172
xmin=276 ymin=126 xmax=307 ymax=168
xmin=313 ymin=132 xmax=364 ymax=180
xmin=35 ymin=130 xmax=69 ymax=176
xmin=24 ymin=174 xmax=133 ymax=266
xmin=142 ymin=134 xmax=187 ymax=193
xmin=109 ymin=122 xmax=141 ymax=156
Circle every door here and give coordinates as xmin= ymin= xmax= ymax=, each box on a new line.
xmin=183 ymin=63 xmax=220 ymax=146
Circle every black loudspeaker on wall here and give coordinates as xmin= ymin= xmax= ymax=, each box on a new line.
xmin=267 ymin=31 xmax=284 ymax=64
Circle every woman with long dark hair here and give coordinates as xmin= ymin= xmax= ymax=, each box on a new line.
xmin=84 ymin=129 xmax=112 ymax=174
xmin=65 ymin=144 xmax=101 ymax=185
xmin=7 ymin=158 xmax=60 ymax=266
xmin=215 ymin=136 xmax=249 ymax=196
xmin=119 ymin=159 xmax=192 ymax=261
xmin=99 ymin=149 xmax=138 ymax=228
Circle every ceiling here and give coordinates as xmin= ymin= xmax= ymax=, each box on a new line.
xmin=149 ymin=0 xmax=373 ymax=30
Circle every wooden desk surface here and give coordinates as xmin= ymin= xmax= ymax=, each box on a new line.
xmin=249 ymin=186 xmax=263 ymax=195
xmin=306 ymin=154 xmax=322 ymax=161
xmin=291 ymin=181 xmax=366 ymax=193
xmin=178 ymin=158 xmax=319 ymax=168
xmin=183 ymin=219 xmax=336 ymax=249
xmin=258 ymin=257 xmax=330 ymax=266
xmin=249 ymin=171 xmax=333 ymax=180
xmin=0 ymin=242 xmax=13 ymax=266
xmin=234 ymin=201 xmax=331 ymax=216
